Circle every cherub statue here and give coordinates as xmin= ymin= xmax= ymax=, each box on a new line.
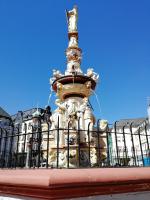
xmin=53 ymin=69 xmax=63 ymax=79
xmin=92 ymin=73 xmax=99 ymax=82
xmin=86 ymin=68 xmax=94 ymax=77
xmin=86 ymin=68 xmax=99 ymax=82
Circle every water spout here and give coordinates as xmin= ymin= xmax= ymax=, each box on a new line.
xmin=92 ymin=90 xmax=103 ymax=116
xmin=47 ymin=86 xmax=53 ymax=105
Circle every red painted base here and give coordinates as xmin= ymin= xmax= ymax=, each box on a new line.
xmin=0 ymin=168 xmax=150 ymax=199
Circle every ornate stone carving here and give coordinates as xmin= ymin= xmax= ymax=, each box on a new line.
xmin=48 ymin=6 xmax=101 ymax=168
xmin=66 ymin=6 xmax=78 ymax=33
xmin=99 ymin=120 xmax=108 ymax=131
xmin=53 ymin=69 xmax=63 ymax=79
xmin=86 ymin=68 xmax=99 ymax=82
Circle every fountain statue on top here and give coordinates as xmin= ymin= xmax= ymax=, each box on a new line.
xmin=66 ymin=5 xmax=78 ymax=33
xmin=49 ymin=5 xmax=100 ymax=168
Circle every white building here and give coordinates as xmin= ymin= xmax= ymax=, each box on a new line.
xmin=111 ymin=117 xmax=150 ymax=166
xmin=11 ymin=108 xmax=46 ymax=167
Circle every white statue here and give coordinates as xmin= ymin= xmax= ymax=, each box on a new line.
xmin=84 ymin=105 xmax=95 ymax=143
xmin=66 ymin=6 xmax=78 ymax=33
xmin=66 ymin=61 xmax=82 ymax=75
xmin=77 ymin=98 xmax=88 ymax=122
xmin=68 ymin=36 xmax=78 ymax=47
xmin=53 ymin=69 xmax=63 ymax=79
xmin=90 ymin=148 xmax=97 ymax=166
xmin=50 ymin=99 xmax=66 ymax=146
xmin=66 ymin=99 xmax=77 ymax=129
xmin=86 ymin=68 xmax=99 ymax=82
xmin=87 ymin=68 xmax=94 ymax=77
xmin=49 ymin=150 xmax=67 ymax=168
xmin=69 ymin=149 xmax=77 ymax=167
xmin=50 ymin=99 xmax=66 ymax=129
xmin=99 ymin=120 xmax=108 ymax=131
xmin=92 ymin=73 xmax=99 ymax=82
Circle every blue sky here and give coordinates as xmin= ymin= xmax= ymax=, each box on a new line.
xmin=0 ymin=0 xmax=150 ymax=123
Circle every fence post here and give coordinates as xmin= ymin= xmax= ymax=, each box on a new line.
xmin=29 ymin=125 xmax=34 ymax=168
xmin=2 ymin=128 xmax=7 ymax=168
xmin=122 ymin=125 xmax=128 ymax=166
xmin=138 ymin=127 xmax=144 ymax=166
xmin=46 ymin=122 xmax=50 ymax=168
xmin=145 ymin=123 xmax=150 ymax=155
xmin=97 ymin=119 xmax=101 ymax=167
xmin=114 ymin=121 xmax=119 ymax=165
xmin=130 ymin=122 xmax=136 ymax=166
xmin=56 ymin=116 xmax=60 ymax=168
xmin=15 ymin=125 xmax=20 ymax=168
xmin=87 ymin=122 xmax=91 ymax=167
xmin=106 ymin=125 xmax=110 ymax=166
xmin=67 ymin=121 xmax=70 ymax=168
xmin=37 ymin=119 xmax=42 ymax=168
xmin=77 ymin=118 xmax=81 ymax=167
xmin=22 ymin=123 xmax=27 ymax=168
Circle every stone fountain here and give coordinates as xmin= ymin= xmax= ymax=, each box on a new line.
xmin=49 ymin=6 xmax=100 ymax=168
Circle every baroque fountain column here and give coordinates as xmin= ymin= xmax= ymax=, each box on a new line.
xmin=49 ymin=5 xmax=99 ymax=168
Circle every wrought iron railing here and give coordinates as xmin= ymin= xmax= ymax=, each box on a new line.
xmin=0 ymin=119 xmax=150 ymax=169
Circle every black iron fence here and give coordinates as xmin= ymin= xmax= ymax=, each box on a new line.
xmin=0 ymin=119 xmax=150 ymax=169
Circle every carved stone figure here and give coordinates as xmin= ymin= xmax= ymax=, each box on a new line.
xmin=50 ymin=99 xmax=66 ymax=145
xmin=68 ymin=36 xmax=78 ymax=47
xmin=84 ymin=105 xmax=95 ymax=142
xmin=66 ymin=61 xmax=82 ymax=75
xmin=92 ymin=73 xmax=99 ymax=82
xmin=66 ymin=99 xmax=77 ymax=129
xmin=86 ymin=81 xmax=92 ymax=89
xmin=77 ymin=97 xmax=88 ymax=130
xmin=57 ymin=82 xmax=63 ymax=91
xmin=53 ymin=69 xmax=63 ymax=79
xmin=86 ymin=68 xmax=99 ymax=82
xmin=66 ymin=6 xmax=78 ymax=33
xmin=59 ymin=151 xmax=67 ymax=167
xmin=99 ymin=120 xmax=108 ymax=131
xmin=90 ymin=148 xmax=97 ymax=166
xmin=66 ymin=49 xmax=81 ymax=61
xmin=49 ymin=150 xmax=67 ymax=168
xmin=69 ymin=150 xmax=77 ymax=167
xmin=80 ymin=150 xmax=89 ymax=167
xmin=87 ymin=68 xmax=94 ymax=77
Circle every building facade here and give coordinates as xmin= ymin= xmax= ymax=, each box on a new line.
xmin=111 ymin=118 xmax=150 ymax=166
